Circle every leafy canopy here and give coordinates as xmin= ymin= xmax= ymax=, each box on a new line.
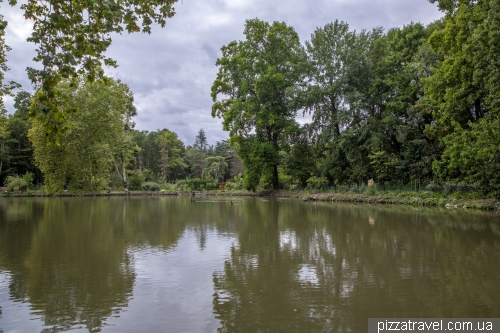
xmin=211 ymin=18 xmax=307 ymax=190
xmin=28 ymin=77 xmax=135 ymax=193
xmin=1 ymin=0 xmax=177 ymax=140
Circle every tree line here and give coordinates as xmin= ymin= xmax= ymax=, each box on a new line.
xmin=1 ymin=0 xmax=499 ymax=196
xmin=0 ymin=79 xmax=243 ymax=193
xmin=212 ymin=0 xmax=500 ymax=196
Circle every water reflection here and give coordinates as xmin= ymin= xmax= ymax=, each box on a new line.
xmin=213 ymin=201 xmax=500 ymax=333
xmin=0 ymin=197 xmax=499 ymax=333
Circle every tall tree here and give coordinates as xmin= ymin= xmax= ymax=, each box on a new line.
xmin=426 ymin=0 xmax=500 ymax=193
xmin=304 ymin=21 xmax=376 ymax=184
xmin=211 ymin=19 xmax=307 ymax=190
xmin=29 ymin=78 xmax=135 ymax=193
xmin=185 ymin=128 xmax=209 ymax=178
xmin=194 ymin=129 xmax=208 ymax=151
xmin=367 ymin=22 xmax=441 ymax=184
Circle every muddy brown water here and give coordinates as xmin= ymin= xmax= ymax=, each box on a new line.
xmin=0 ymin=196 xmax=499 ymax=332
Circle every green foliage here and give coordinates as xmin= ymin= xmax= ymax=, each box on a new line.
xmin=2 ymin=0 xmax=178 ymax=140
xmin=127 ymin=170 xmax=144 ymax=190
xmin=0 ymin=91 xmax=42 ymax=186
xmin=155 ymin=129 xmax=187 ymax=182
xmin=306 ymin=176 xmax=328 ymax=190
xmin=424 ymin=0 xmax=497 ymax=136
xmin=280 ymin=133 xmax=317 ymax=187
xmin=5 ymin=172 xmax=33 ymax=192
xmin=23 ymin=171 xmax=34 ymax=185
xmin=185 ymin=147 xmax=206 ymax=178
xmin=0 ymin=13 xmax=21 ymax=113
xmin=142 ymin=182 xmax=160 ymax=191
xmin=203 ymin=156 xmax=228 ymax=181
xmin=29 ymin=78 xmax=133 ymax=193
xmin=224 ymin=174 xmax=244 ymax=191
xmin=425 ymin=0 xmax=500 ymax=197
xmin=211 ymin=19 xmax=307 ymax=190
xmin=176 ymin=178 xmax=217 ymax=191
xmin=369 ymin=151 xmax=396 ymax=182
xmin=0 ymin=108 xmax=10 ymax=181
xmin=433 ymin=114 xmax=500 ymax=196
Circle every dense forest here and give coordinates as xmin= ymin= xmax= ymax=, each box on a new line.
xmin=1 ymin=0 xmax=499 ymax=196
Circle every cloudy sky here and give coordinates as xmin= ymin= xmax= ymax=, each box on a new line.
xmin=2 ymin=0 xmax=443 ymax=145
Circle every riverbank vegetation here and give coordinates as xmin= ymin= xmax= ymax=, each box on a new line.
xmin=1 ymin=0 xmax=499 ymax=203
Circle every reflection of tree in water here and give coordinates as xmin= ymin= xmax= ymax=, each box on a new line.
xmin=213 ymin=200 xmax=323 ymax=333
xmin=214 ymin=200 xmax=500 ymax=333
xmin=0 ymin=198 xmax=47 ymax=301
xmin=23 ymin=198 xmax=136 ymax=332
xmin=0 ymin=196 xmax=243 ymax=332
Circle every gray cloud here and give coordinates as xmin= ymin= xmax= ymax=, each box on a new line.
xmin=2 ymin=0 xmax=443 ymax=145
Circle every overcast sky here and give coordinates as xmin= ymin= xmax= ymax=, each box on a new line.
xmin=2 ymin=0 xmax=443 ymax=145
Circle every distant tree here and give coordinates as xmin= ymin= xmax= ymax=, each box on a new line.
xmin=185 ymin=147 xmax=205 ymax=178
xmin=203 ymin=156 xmax=228 ymax=182
xmin=194 ymin=129 xmax=208 ymax=151
xmin=213 ymin=139 xmax=242 ymax=180
xmin=211 ymin=19 xmax=307 ymax=190
xmin=0 ymin=108 xmax=9 ymax=182
xmin=155 ymin=129 xmax=186 ymax=182
xmin=184 ymin=129 xmax=209 ymax=178
xmin=112 ymin=86 xmax=138 ymax=186
xmin=5 ymin=91 xmax=41 ymax=182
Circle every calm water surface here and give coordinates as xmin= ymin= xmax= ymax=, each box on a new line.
xmin=0 ymin=197 xmax=499 ymax=332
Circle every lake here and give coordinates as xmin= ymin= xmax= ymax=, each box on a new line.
xmin=0 ymin=196 xmax=499 ymax=332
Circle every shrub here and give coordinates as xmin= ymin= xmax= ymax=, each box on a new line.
xmin=127 ymin=171 xmax=145 ymax=190
xmin=425 ymin=181 xmax=442 ymax=192
xmin=176 ymin=178 xmax=218 ymax=191
xmin=6 ymin=174 xmax=29 ymax=192
xmin=366 ymin=179 xmax=376 ymax=195
xmin=306 ymin=176 xmax=328 ymax=190
xmin=142 ymin=182 xmax=161 ymax=191
xmin=162 ymin=182 xmax=177 ymax=191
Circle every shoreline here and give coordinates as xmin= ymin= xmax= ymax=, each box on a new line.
xmin=2 ymin=190 xmax=499 ymax=212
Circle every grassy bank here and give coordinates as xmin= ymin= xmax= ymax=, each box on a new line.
xmin=2 ymin=188 xmax=499 ymax=212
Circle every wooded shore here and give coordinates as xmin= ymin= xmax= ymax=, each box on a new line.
xmin=2 ymin=190 xmax=499 ymax=212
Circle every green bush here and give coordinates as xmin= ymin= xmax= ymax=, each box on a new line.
xmin=162 ymin=182 xmax=177 ymax=191
xmin=425 ymin=181 xmax=443 ymax=192
xmin=127 ymin=171 xmax=145 ymax=190
xmin=6 ymin=174 xmax=31 ymax=192
xmin=306 ymin=176 xmax=328 ymax=190
xmin=176 ymin=178 xmax=217 ymax=191
xmin=142 ymin=182 xmax=161 ymax=191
